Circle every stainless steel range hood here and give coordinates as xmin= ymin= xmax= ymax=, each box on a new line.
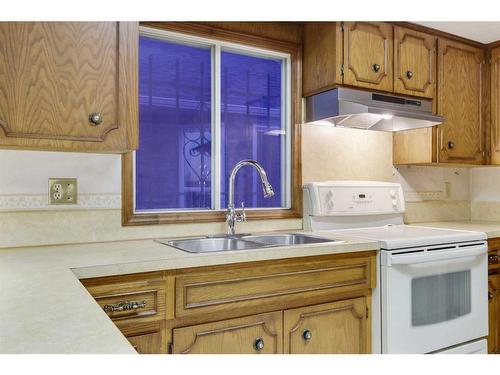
xmin=305 ymin=87 xmax=444 ymax=132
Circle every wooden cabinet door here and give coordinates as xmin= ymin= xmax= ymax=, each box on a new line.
xmin=0 ymin=22 xmax=138 ymax=152
xmin=394 ymin=26 xmax=436 ymax=98
xmin=283 ymin=297 xmax=369 ymax=354
xmin=118 ymin=321 xmax=165 ymax=354
xmin=489 ymin=274 xmax=500 ymax=354
xmin=490 ymin=47 xmax=500 ymax=164
xmin=127 ymin=331 xmax=162 ymax=354
xmin=172 ymin=312 xmax=282 ymax=354
xmin=437 ymin=38 xmax=484 ymax=164
xmin=343 ymin=22 xmax=393 ymax=92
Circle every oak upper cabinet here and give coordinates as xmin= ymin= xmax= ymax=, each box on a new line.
xmin=283 ymin=298 xmax=369 ymax=354
xmin=343 ymin=22 xmax=393 ymax=92
xmin=172 ymin=312 xmax=283 ymax=354
xmin=394 ymin=26 xmax=436 ymax=98
xmin=437 ymin=38 xmax=485 ymax=164
xmin=302 ymin=22 xmax=343 ymax=96
xmin=0 ymin=22 xmax=138 ymax=153
xmin=490 ymin=47 xmax=500 ymax=164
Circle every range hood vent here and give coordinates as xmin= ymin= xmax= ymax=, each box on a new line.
xmin=305 ymin=88 xmax=444 ymax=132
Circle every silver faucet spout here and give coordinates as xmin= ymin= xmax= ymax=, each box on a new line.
xmin=226 ymin=160 xmax=275 ymax=235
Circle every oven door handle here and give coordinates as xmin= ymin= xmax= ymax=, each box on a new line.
xmin=388 ymin=246 xmax=486 ymax=266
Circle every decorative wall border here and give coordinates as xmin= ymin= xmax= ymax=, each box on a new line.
xmin=0 ymin=193 xmax=121 ymax=211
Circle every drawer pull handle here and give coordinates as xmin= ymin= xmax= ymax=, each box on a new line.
xmin=302 ymin=329 xmax=312 ymax=341
xmin=254 ymin=337 xmax=265 ymax=351
xmin=489 ymin=254 xmax=499 ymax=264
xmin=103 ymin=300 xmax=146 ymax=313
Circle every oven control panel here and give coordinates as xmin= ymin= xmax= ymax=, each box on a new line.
xmin=303 ymin=181 xmax=405 ymax=216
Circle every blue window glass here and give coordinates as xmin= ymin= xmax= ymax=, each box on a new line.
xmin=136 ymin=36 xmax=212 ymax=211
xmin=135 ymin=33 xmax=289 ymax=213
xmin=220 ymin=51 xmax=285 ymax=208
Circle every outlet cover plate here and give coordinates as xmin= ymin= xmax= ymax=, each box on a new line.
xmin=48 ymin=178 xmax=78 ymax=205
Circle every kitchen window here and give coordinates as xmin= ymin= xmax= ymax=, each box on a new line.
xmin=122 ymin=25 xmax=301 ymax=225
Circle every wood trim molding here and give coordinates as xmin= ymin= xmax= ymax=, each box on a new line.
xmin=122 ymin=22 xmax=302 ymax=226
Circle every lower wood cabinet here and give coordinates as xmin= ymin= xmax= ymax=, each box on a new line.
xmin=284 ymin=297 xmax=368 ymax=354
xmin=172 ymin=312 xmax=282 ymax=354
xmin=82 ymin=251 xmax=376 ymax=354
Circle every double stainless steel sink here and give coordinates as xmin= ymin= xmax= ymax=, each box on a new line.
xmin=156 ymin=233 xmax=342 ymax=253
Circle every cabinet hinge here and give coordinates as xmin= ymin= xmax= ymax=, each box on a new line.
xmin=340 ymin=21 xmax=344 ymax=32
xmin=168 ymin=342 xmax=173 ymax=354
xmin=341 ymin=64 xmax=344 ymax=76
xmin=366 ymin=306 xmax=369 ymax=318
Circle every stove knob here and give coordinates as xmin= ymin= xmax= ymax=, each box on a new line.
xmin=390 ymin=190 xmax=396 ymax=198
xmin=391 ymin=198 xmax=398 ymax=207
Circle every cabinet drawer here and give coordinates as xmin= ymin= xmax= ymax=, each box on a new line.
xmin=172 ymin=311 xmax=282 ymax=354
xmin=93 ymin=289 xmax=162 ymax=321
xmin=82 ymin=272 xmax=167 ymax=323
xmin=175 ymin=254 xmax=375 ymax=318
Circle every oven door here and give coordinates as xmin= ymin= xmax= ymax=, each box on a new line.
xmin=381 ymin=242 xmax=488 ymax=354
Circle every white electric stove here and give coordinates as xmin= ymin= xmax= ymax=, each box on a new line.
xmin=303 ymin=181 xmax=488 ymax=354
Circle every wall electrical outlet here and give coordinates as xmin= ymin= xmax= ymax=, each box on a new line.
xmin=48 ymin=178 xmax=78 ymax=205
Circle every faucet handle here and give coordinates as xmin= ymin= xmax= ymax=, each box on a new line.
xmin=238 ymin=202 xmax=247 ymax=222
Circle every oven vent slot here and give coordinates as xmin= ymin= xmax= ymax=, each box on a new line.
xmin=427 ymin=245 xmax=456 ymax=252
xmin=458 ymin=242 xmax=485 ymax=248
xmin=393 ymin=249 xmax=425 ymax=255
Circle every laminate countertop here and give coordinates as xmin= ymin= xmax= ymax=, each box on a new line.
xmin=0 ymin=231 xmax=378 ymax=354
xmin=413 ymin=221 xmax=500 ymax=239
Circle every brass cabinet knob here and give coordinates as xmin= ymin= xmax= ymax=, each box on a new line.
xmin=254 ymin=337 xmax=265 ymax=351
xmin=447 ymin=141 xmax=455 ymax=150
xmin=302 ymin=329 xmax=312 ymax=341
xmin=89 ymin=112 xmax=103 ymax=126
xmin=372 ymin=63 xmax=381 ymax=73
xmin=406 ymin=70 xmax=414 ymax=79
xmin=489 ymin=291 xmax=494 ymax=300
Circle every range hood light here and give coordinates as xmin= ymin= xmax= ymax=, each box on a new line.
xmin=381 ymin=113 xmax=393 ymax=120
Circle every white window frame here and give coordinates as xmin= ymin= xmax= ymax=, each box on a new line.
xmin=133 ymin=26 xmax=292 ymax=214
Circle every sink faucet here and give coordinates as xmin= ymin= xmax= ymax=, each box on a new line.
xmin=226 ymin=160 xmax=274 ymax=235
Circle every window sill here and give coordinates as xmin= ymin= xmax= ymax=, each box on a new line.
xmin=122 ymin=208 xmax=302 ymax=226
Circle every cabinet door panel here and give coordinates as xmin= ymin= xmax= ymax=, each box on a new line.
xmin=343 ymin=22 xmax=393 ymax=92
xmin=284 ymin=297 xmax=368 ymax=354
xmin=394 ymin=26 xmax=436 ymax=98
xmin=119 ymin=320 xmax=165 ymax=354
xmin=489 ymin=274 xmax=500 ymax=354
xmin=172 ymin=311 xmax=282 ymax=354
xmin=0 ymin=22 xmax=138 ymax=152
xmin=128 ymin=331 xmax=162 ymax=354
xmin=437 ymin=38 xmax=484 ymax=164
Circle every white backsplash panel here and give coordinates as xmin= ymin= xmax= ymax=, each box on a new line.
xmin=394 ymin=166 xmax=470 ymax=202
xmin=0 ymin=150 xmax=120 ymax=211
